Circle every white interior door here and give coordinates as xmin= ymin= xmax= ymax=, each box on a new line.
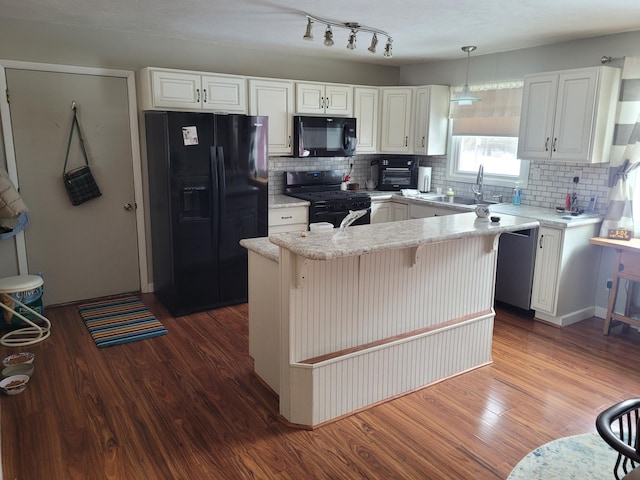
xmin=5 ymin=68 xmax=140 ymax=305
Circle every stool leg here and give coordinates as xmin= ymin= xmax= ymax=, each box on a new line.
xmin=604 ymin=275 xmax=620 ymax=335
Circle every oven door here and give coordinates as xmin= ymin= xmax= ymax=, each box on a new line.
xmin=379 ymin=167 xmax=416 ymax=191
xmin=310 ymin=207 xmax=371 ymax=228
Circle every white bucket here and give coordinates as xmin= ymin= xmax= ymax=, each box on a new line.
xmin=0 ymin=275 xmax=45 ymax=329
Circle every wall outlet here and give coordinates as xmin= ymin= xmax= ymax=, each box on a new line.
xmin=606 ymin=279 xmax=613 ymax=289
xmin=588 ymin=194 xmax=597 ymax=212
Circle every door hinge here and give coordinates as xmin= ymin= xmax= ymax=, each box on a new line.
xmin=5 ymin=88 xmax=9 ymax=103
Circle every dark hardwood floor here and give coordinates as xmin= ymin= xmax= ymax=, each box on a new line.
xmin=2 ymin=295 xmax=639 ymax=479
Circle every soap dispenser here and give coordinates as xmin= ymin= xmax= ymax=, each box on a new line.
xmin=512 ymin=183 xmax=521 ymax=206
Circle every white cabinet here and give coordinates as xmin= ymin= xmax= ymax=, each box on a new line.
xmin=409 ymin=203 xmax=457 ymax=219
xmin=379 ymin=88 xmax=413 ymax=153
xmin=268 ymin=205 xmax=308 ymax=234
xmin=530 ymin=223 xmax=601 ymax=326
xmin=518 ymin=66 xmax=620 ymax=163
xmin=353 ymin=87 xmax=379 ymax=153
xmin=371 ymin=200 xmax=408 ymax=223
xmin=413 ymin=85 xmax=450 ymax=155
xmin=249 ymin=78 xmax=295 ymax=155
xmin=138 ymin=67 xmax=247 ymax=113
xmin=295 ymin=82 xmax=353 ymax=116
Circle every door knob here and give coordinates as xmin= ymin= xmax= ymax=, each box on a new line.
xmin=124 ymin=203 xmax=134 ymax=211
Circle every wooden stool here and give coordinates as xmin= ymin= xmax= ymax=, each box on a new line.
xmin=0 ymin=275 xmax=51 ymax=346
xmin=589 ymin=238 xmax=640 ymax=335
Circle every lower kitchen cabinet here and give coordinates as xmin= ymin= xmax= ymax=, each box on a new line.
xmin=530 ymin=224 xmax=601 ymax=326
xmin=371 ymin=200 xmax=408 ymax=223
xmin=268 ymin=205 xmax=308 ymax=234
xmin=409 ymin=203 xmax=457 ymax=219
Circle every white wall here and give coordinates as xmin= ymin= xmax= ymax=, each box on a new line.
xmin=0 ymin=17 xmax=399 ymax=86
xmin=400 ymin=30 xmax=640 ymax=85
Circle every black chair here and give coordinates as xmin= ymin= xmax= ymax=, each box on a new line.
xmin=596 ymin=398 xmax=640 ymax=479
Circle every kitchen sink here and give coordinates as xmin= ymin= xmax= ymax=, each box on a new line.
xmin=425 ymin=195 xmax=498 ymax=206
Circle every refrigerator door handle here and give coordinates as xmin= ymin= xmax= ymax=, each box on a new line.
xmin=216 ymin=146 xmax=226 ymax=233
xmin=210 ymin=146 xmax=221 ymax=241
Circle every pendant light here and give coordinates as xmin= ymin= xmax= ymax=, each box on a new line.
xmin=451 ymin=46 xmax=480 ymax=105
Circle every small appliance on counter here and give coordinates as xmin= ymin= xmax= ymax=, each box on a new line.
xmin=377 ymin=158 xmax=418 ymax=191
xmin=418 ymin=166 xmax=432 ymax=193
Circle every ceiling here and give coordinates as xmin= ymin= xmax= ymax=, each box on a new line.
xmin=2 ymin=0 xmax=640 ymax=66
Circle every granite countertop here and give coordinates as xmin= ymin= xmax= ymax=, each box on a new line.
xmin=268 ymin=212 xmax=539 ymax=261
xmin=373 ymin=192 xmax=603 ymax=228
xmin=269 ymin=192 xmax=603 ymax=228
xmin=240 ymin=237 xmax=280 ymax=262
xmin=269 ymin=194 xmax=310 ymax=208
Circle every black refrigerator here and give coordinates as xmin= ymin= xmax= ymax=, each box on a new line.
xmin=144 ymin=111 xmax=268 ymax=316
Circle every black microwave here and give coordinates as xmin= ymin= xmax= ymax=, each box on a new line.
xmin=293 ymin=116 xmax=357 ymax=158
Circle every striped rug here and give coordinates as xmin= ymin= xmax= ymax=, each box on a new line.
xmin=78 ymin=296 xmax=168 ymax=348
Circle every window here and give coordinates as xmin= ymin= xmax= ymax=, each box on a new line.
xmin=447 ymin=82 xmax=529 ymax=188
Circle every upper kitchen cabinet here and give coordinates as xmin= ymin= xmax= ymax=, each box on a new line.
xmin=518 ymin=66 xmax=620 ymax=163
xmin=249 ymin=78 xmax=295 ymax=155
xmin=413 ymin=85 xmax=450 ymax=155
xmin=138 ymin=67 xmax=247 ymax=113
xmin=379 ymin=87 xmax=413 ymax=153
xmin=295 ymin=82 xmax=353 ymax=116
xmin=353 ymin=87 xmax=379 ymax=153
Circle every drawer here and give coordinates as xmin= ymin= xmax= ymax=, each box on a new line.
xmin=268 ymin=207 xmax=308 ymax=226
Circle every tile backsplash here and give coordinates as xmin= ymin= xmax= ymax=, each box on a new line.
xmin=268 ymin=154 xmax=612 ymax=213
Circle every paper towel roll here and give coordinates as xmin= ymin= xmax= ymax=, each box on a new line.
xmin=418 ymin=167 xmax=432 ymax=192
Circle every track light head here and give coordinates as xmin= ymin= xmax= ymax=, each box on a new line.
xmin=368 ymin=33 xmax=378 ymax=54
xmin=324 ymin=25 xmax=334 ymax=46
xmin=347 ymin=29 xmax=357 ymax=50
xmin=303 ymin=17 xmax=313 ymax=40
xmin=383 ymin=38 xmax=392 ymax=58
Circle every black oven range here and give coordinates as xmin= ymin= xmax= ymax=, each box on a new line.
xmin=284 ymin=170 xmax=371 ymax=228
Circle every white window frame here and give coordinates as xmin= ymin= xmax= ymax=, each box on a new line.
xmin=446 ymin=128 xmax=530 ymax=188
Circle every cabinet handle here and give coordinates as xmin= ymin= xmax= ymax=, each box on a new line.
xmin=422 ymin=136 xmax=425 ymax=148
xmin=288 ymin=135 xmax=291 ymax=147
xmin=539 ymin=234 xmax=544 ymax=249
xmin=281 ymin=215 xmax=293 ymax=220
xmin=196 ymin=88 xmax=201 ymax=103
xmin=203 ymin=89 xmax=207 ymax=103
xmin=405 ymin=136 xmax=408 ymax=147
xmin=552 ymin=137 xmax=557 ymax=152
xmin=326 ymin=97 xmax=330 ymax=107
xmin=544 ymin=137 xmax=549 ymax=151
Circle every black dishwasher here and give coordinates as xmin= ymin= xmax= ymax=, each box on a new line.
xmin=495 ymin=228 xmax=538 ymax=310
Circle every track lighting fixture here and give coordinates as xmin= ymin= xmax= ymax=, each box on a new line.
xmin=347 ymin=29 xmax=357 ymax=50
xmin=303 ymin=17 xmax=313 ymax=40
xmin=450 ymin=46 xmax=481 ymax=105
xmin=368 ymin=33 xmax=378 ymax=54
xmin=324 ymin=25 xmax=334 ymax=46
xmin=303 ymin=13 xmax=393 ymax=58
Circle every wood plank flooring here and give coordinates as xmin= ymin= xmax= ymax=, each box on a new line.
xmin=2 ymin=296 xmax=639 ymax=479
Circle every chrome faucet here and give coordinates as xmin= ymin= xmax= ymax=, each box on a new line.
xmin=472 ymin=164 xmax=484 ymax=201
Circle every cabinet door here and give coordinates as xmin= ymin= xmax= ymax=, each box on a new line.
xmin=552 ymin=70 xmax=598 ymax=162
xmin=325 ymin=85 xmax=353 ymax=115
xmin=530 ymin=227 xmax=563 ymax=315
xmin=371 ymin=202 xmax=391 ymax=223
xmin=150 ymin=70 xmax=203 ymax=110
xmin=295 ymin=82 xmax=325 ymax=114
xmin=201 ymin=75 xmax=247 ymax=113
xmin=380 ymin=88 xmax=413 ymax=153
xmin=354 ymin=87 xmax=379 ymax=153
xmin=413 ymin=85 xmax=450 ymax=155
xmin=517 ymin=74 xmax=557 ymax=160
xmin=391 ymin=203 xmax=408 ymax=221
xmin=249 ymin=79 xmax=294 ymax=155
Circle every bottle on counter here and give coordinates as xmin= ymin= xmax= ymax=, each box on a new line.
xmin=512 ymin=184 xmax=521 ymax=206
xmin=446 ymin=187 xmax=455 ymax=203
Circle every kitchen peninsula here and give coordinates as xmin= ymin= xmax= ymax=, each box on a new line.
xmin=241 ymin=213 xmax=539 ymax=428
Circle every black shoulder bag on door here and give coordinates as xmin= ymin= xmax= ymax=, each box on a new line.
xmin=62 ymin=105 xmax=101 ymax=206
